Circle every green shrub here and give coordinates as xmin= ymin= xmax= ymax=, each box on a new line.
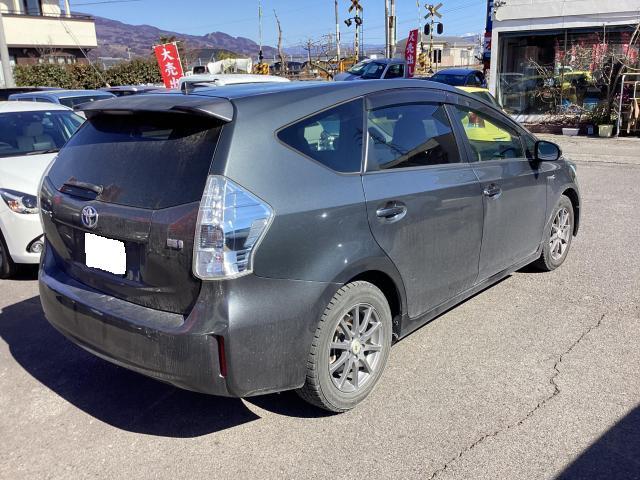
xmin=14 ymin=58 xmax=163 ymax=88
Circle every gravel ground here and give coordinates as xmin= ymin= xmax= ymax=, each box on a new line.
xmin=0 ymin=135 xmax=638 ymax=480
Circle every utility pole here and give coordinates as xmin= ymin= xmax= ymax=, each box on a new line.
xmin=258 ymin=0 xmax=264 ymax=63
xmin=389 ymin=0 xmax=396 ymax=58
xmin=334 ymin=0 xmax=341 ymax=67
xmin=384 ymin=0 xmax=389 ymax=57
xmin=0 ymin=9 xmax=15 ymax=88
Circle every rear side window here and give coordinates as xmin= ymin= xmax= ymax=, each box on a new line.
xmin=48 ymin=113 xmax=222 ymax=209
xmin=277 ymin=99 xmax=363 ymax=173
xmin=366 ymin=103 xmax=461 ymax=170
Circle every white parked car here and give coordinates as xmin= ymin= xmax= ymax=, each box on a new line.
xmin=178 ymin=73 xmax=289 ymax=92
xmin=0 ymin=101 xmax=84 ymax=277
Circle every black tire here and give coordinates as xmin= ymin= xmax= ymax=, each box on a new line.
xmin=297 ymin=281 xmax=392 ymax=412
xmin=533 ymin=195 xmax=574 ymax=272
xmin=0 ymin=230 xmax=17 ymax=279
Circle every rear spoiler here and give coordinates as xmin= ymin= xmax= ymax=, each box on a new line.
xmin=79 ymin=94 xmax=234 ymax=122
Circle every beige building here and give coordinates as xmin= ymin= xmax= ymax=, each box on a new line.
xmin=0 ymin=0 xmax=97 ymax=66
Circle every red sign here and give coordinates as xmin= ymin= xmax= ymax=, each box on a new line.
xmin=405 ymin=29 xmax=419 ymax=78
xmin=153 ymin=43 xmax=184 ymax=89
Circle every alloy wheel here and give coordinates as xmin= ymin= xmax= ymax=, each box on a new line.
xmin=550 ymin=207 xmax=571 ymax=261
xmin=328 ymin=303 xmax=384 ymax=393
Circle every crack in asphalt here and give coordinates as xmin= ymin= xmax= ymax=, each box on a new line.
xmin=427 ymin=313 xmax=606 ymax=480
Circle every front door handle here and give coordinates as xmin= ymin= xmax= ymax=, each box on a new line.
xmin=376 ymin=202 xmax=407 ymax=222
xmin=483 ymin=184 xmax=502 ymax=198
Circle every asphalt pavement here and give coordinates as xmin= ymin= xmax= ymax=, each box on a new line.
xmin=1 ymin=134 xmax=638 ymax=479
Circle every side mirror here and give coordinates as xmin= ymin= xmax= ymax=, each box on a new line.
xmin=535 ymin=140 xmax=561 ymax=161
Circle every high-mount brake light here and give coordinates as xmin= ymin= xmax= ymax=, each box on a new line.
xmin=193 ymin=175 xmax=273 ymax=280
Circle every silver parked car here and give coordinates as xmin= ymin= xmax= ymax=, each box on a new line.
xmin=38 ymin=80 xmax=580 ymax=412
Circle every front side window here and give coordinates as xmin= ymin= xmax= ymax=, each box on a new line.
xmin=367 ymin=103 xmax=460 ymax=170
xmin=384 ymin=64 xmax=404 ymax=79
xmin=0 ymin=110 xmax=84 ymax=158
xmin=452 ymin=106 xmax=525 ymax=161
xmin=277 ymin=99 xmax=364 ymax=173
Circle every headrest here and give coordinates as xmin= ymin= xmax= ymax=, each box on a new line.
xmin=23 ymin=122 xmax=44 ymax=137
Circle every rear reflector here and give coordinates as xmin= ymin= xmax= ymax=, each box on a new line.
xmin=216 ymin=335 xmax=228 ymax=378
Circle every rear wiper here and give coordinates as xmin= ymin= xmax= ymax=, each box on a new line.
xmin=25 ymin=149 xmax=60 ymax=156
xmin=62 ymin=180 xmax=104 ymax=196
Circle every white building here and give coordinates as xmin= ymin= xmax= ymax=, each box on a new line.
xmin=488 ymin=0 xmax=640 ymax=116
xmin=0 ymin=0 xmax=97 ymax=66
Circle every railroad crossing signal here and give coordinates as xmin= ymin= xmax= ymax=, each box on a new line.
xmin=426 ymin=3 xmax=443 ymax=19
xmin=349 ymin=0 xmax=362 ymax=13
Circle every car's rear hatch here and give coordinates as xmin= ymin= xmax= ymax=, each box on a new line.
xmin=39 ymin=95 xmax=233 ymax=315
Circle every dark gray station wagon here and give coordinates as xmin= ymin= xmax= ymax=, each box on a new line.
xmin=38 ymin=80 xmax=580 ymax=412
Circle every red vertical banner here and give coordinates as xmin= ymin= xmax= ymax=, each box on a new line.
xmin=153 ymin=43 xmax=184 ymax=89
xmin=405 ymin=29 xmax=419 ymax=78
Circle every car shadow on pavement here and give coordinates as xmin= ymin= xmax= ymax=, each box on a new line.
xmin=8 ymin=265 xmax=39 ymax=281
xmin=555 ymin=405 xmax=640 ymax=480
xmin=0 ymin=295 xmax=329 ymax=437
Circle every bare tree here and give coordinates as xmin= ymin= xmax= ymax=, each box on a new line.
xmin=274 ymin=10 xmax=286 ymax=75
xmin=301 ymin=35 xmax=337 ymax=79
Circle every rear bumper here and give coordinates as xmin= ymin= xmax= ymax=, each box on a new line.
xmin=39 ymin=243 xmax=337 ymax=397
xmin=40 ymin=259 xmax=229 ymax=395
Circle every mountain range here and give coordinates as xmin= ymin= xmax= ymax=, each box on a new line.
xmin=90 ymin=15 xmax=277 ymax=61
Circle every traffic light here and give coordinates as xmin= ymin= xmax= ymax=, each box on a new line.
xmin=424 ymin=22 xmax=444 ymax=35
xmin=345 ymin=18 xmax=352 ymax=27
xmin=354 ymin=16 xmax=362 ymax=26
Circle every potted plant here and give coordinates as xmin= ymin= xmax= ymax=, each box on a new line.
xmin=589 ymin=104 xmax=617 ymax=138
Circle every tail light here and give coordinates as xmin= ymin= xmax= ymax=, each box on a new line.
xmin=193 ymin=175 xmax=273 ymax=280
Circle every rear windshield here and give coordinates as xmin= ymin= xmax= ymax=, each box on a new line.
xmin=58 ymin=95 xmax=114 ymax=108
xmin=48 ymin=113 xmax=222 ymax=209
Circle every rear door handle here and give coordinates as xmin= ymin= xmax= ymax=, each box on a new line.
xmin=483 ymin=184 xmax=502 ymax=198
xmin=376 ymin=202 xmax=407 ymax=222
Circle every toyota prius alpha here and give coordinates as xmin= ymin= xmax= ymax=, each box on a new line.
xmin=38 ymin=81 xmax=580 ymax=412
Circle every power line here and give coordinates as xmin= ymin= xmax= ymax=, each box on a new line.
xmin=73 ymin=0 xmax=142 ymax=5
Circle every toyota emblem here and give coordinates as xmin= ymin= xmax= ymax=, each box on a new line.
xmin=81 ymin=206 xmax=98 ymax=229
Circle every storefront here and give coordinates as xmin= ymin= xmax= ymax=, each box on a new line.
xmin=488 ymin=0 xmax=640 ymax=133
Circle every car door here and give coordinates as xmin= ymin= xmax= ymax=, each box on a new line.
xmin=447 ymin=94 xmax=548 ymax=281
xmin=362 ymin=90 xmax=484 ymax=318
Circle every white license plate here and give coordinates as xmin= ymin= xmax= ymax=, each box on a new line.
xmin=84 ymin=233 xmax=126 ymax=275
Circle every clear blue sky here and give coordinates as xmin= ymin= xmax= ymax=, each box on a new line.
xmin=72 ymin=0 xmax=487 ymax=48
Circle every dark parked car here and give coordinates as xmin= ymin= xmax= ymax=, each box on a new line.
xmin=38 ymin=80 xmax=580 ymax=412
xmin=0 ymin=87 xmax=62 ymax=101
xmin=430 ymin=68 xmax=487 ymax=87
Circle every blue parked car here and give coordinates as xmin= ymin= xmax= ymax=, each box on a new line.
xmin=8 ymin=89 xmax=115 ymax=109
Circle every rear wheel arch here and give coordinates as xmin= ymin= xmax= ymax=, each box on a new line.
xmin=346 ymin=270 xmax=404 ymax=339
